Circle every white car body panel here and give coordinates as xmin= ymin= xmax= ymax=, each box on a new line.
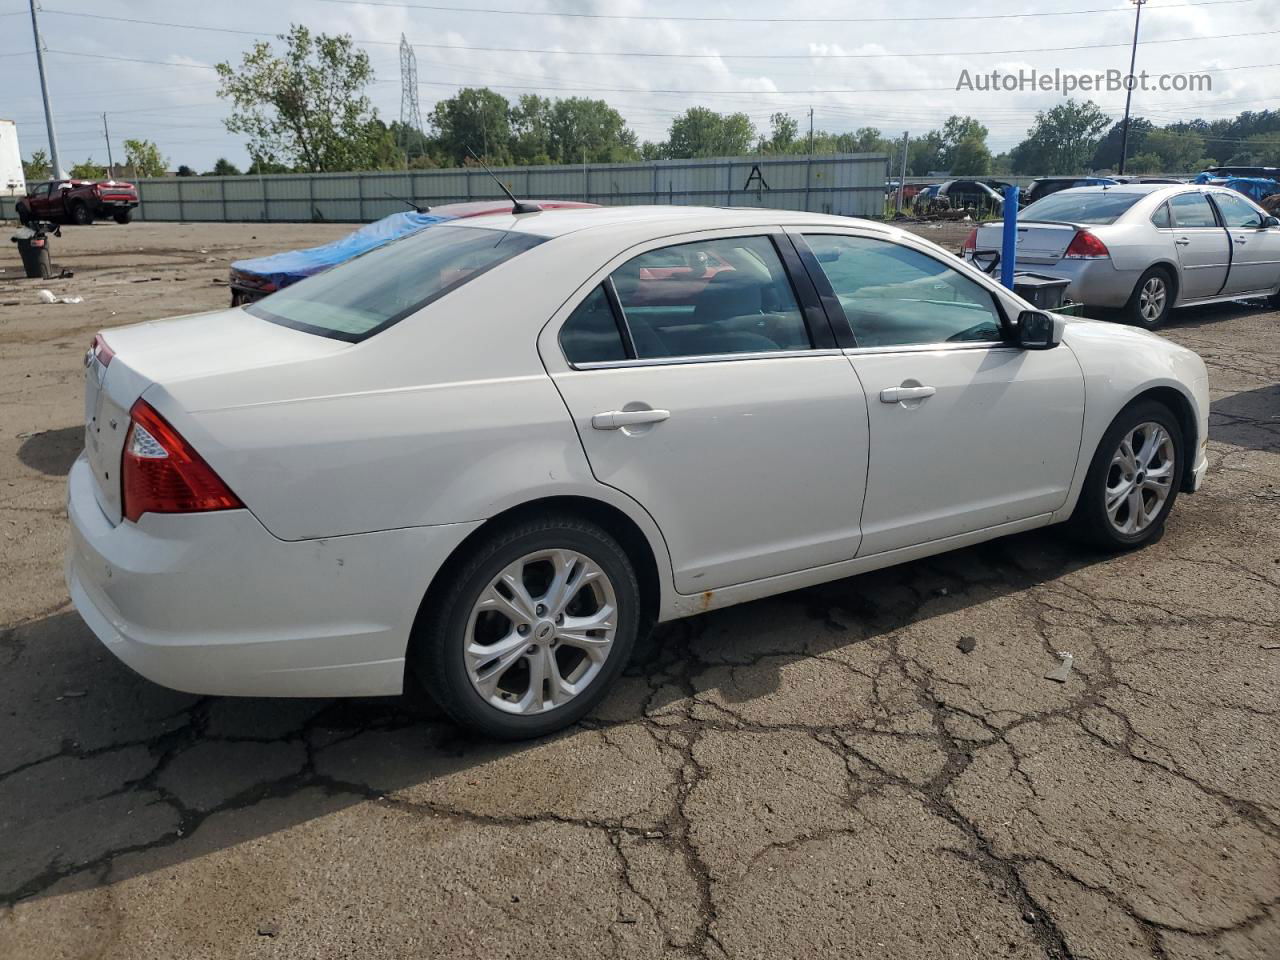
xmin=65 ymin=205 xmax=1211 ymax=698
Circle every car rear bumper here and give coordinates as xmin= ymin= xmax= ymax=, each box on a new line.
xmin=65 ymin=454 xmax=480 ymax=698
xmin=1012 ymin=258 xmax=1141 ymax=309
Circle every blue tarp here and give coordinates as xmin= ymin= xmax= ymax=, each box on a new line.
xmin=231 ymin=211 xmax=455 ymax=288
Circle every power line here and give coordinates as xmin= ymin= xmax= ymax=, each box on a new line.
xmin=308 ymin=0 xmax=1261 ymax=23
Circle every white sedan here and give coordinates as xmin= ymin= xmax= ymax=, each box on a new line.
xmin=67 ymin=206 xmax=1210 ymax=738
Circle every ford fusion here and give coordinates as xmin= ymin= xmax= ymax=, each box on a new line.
xmin=68 ymin=206 xmax=1210 ymax=739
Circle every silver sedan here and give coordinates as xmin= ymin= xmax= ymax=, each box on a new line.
xmin=965 ymin=184 xmax=1280 ymax=327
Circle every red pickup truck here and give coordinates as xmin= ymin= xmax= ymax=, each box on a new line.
xmin=16 ymin=178 xmax=139 ymax=226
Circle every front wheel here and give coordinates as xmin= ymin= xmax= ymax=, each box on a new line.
xmin=1125 ymin=267 xmax=1174 ymax=329
xmin=411 ymin=515 xmax=641 ymax=739
xmin=69 ymin=201 xmax=93 ymax=226
xmin=1069 ymin=400 xmax=1183 ymax=550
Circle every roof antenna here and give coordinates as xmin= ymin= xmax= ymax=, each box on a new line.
xmin=384 ymin=191 xmax=429 ymax=213
xmin=466 ymin=147 xmax=541 ymax=214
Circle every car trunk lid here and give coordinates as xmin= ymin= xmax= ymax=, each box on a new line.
xmin=972 ymin=221 xmax=1081 ymax=265
xmin=83 ymin=308 xmax=348 ymax=525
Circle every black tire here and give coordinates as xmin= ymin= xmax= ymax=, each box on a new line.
xmin=69 ymin=201 xmax=93 ymax=226
xmin=113 ymin=209 xmax=133 ymax=225
xmin=1069 ymin=399 xmax=1183 ymax=551
xmin=1124 ymin=266 xmax=1175 ymax=329
xmin=411 ymin=515 xmax=641 ymax=740
xmin=15 ymin=203 xmax=30 ymax=226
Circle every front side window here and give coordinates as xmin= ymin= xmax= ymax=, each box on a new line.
xmin=1211 ymin=191 xmax=1265 ymax=228
xmin=1169 ymin=193 xmax=1219 ymax=228
xmin=804 ymin=234 xmax=1003 ymax=348
xmin=609 ymin=235 xmax=810 ymax=360
xmin=247 ymin=225 xmax=544 ymax=342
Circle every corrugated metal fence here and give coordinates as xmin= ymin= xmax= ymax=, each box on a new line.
xmin=1 ymin=153 xmax=887 ymax=223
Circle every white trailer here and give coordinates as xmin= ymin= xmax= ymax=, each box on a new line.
xmin=1 ymin=120 xmax=26 ymax=197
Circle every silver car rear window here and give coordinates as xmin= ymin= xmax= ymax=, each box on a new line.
xmin=247 ymin=225 xmax=544 ymax=342
xmin=1018 ymin=191 xmax=1145 ymax=225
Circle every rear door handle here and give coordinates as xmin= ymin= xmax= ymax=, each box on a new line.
xmin=880 ymin=385 xmax=936 ymax=404
xmin=1234 ymin=236 xmax=1248 ymax=244
xmin=592 ymin=409 xmax=671 ymax=430
xmin=1174 ymin=237 xmax=1191 ymax=246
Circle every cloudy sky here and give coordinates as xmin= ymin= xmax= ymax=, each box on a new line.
xmin=2 ymin=0 xmax=1278 ymax=172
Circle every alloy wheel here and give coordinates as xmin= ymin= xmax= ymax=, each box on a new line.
xmin=1139 ymin=276 xmax=1167 ymax=323
xmin=1105 ymin=421 xmax=1175 ymax=535
xmin=464 ymin=548 xmax=618 ymax=715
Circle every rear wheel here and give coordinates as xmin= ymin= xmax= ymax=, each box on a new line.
xmin=411 ymin=515 xmax=641 ymax=740
xmin=69 ymin=201 xmax=93 ymax=226
xmin=1125 ymin=266 xmax=1174 ymax=329
xmin=1069 ymin=400 xmax=1183 ymax=550
xmin=113 ymin=209 xmax=133 ymax=225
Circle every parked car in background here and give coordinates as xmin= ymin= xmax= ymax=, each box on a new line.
xmin=16 ymin=178 xmax=138 ymax=225
xmin=228 ymin=199 xmax=598 ymax=304
xmin=963 ymin=183 xmax=1280 ymax=327
xmin=1202 ymin=176 xmax=1280 ymax=206
xmin=936 ymin=179 xmax=1009 ymax=214
xmin=1194 ymin=165 xmax=1280 ymax=182
xmin=1021 ymin=176 xmax=1119 ymax=206
xmin=69 ymin=205 xmax=1209 ymax=739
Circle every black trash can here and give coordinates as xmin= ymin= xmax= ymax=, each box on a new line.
xmin=1013 ymin=272 xmax=1071 ymax=311
xmin=11 ymin=228 xmax=52 ymax=279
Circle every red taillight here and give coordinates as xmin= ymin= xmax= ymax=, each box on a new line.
xmin=1063 ymin=230 xmax=1110 ymax=260
xmin=961 ymin=228 xmax=978 ymax=253
xmin=90 ymin=333 xmax=115 ymax=368
xmin=121 ymin=400 xmax=242 ymax=523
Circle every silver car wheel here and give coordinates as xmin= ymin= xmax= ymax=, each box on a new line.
xmin=464 ymin=548 xmax=618 ymax=715
xmin=1139 ymin=276 xmax=1167 ymax=323
xmin=1105 ymin=421 xmax=1175 ymax=535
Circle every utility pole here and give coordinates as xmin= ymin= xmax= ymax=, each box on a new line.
xmin=807 ymin=107 xmax=814 ymax=155
xmin=28 ymin=0 xmax=66 ymax=179
xmin=1117 ymin=0 xmax=1147 ymax=176
xmin=896 ymin=131 xmax=909 ymax=215
xmin=102 ymin=113 xmax=114 ymax=176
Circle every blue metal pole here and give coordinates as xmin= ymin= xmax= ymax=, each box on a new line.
xmin=1000 ymin=184 xmax=1019 ymax=289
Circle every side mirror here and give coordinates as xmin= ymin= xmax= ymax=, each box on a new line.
xmin=1260 ymin=215 xmax=1279 ymax=228
xmin=1016 ymin=310 xmax=1064 ymax=350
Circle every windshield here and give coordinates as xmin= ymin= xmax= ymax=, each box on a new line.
xmin=1018 ymin=190 xmax=1145 ymax=225
xmin=247 ymin=225 xmax=544 ymax=341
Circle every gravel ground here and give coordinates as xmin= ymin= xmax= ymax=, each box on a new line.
xmin=1 ymin=221 xmax=1278 ymax=960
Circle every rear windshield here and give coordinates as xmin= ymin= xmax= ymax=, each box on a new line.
xmin=1018 ymin=191 xmax=1144 ymax=225
xmin=247 ymin=225 xmax=544 ymax=341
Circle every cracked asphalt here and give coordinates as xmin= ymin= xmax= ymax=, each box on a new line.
xmin=1 ymin=222 xmax=1278 ymax=960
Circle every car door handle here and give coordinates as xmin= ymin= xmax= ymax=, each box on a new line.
xmin=1234 ymin=236 xmax=1248 ymax=244
xmin=1174 ymin=237 xmax=1191 ymax=246
xmin=880 ymin=385 xmax=936 ymax=404
xmin=591 ymin=409 xmax=671 ymax=430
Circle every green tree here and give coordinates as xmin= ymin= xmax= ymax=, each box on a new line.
xmin=1127 ymin=152 xmax=1164 ymax=175
xmin=205 ymin=157 xmax=243 ymax=176
xmin=1142 ymin=129 xmax=1207 ymax=173
xmin=216 ymin=25 xmax=386 ymax=172
xmin=907 ymin=131 xmax=945 ymax=176
xmin=761 ymin=113 xmax=798 ymax=153
xmin=389 ymin=120 xmax=434 ymax=166
xmin=948 ymin=136 xmax=992 ymax=176
xmin=1224 ymin=131 xmax=1280 ymax=167
xmin=510 ymin=94 xmax=553 ymax=164
xmin=123 ymin=139 xmax=167 ymax=178
xmin=70 ymin=158 xmax=107 ymax=179
xmin=547 ymin=97 xmax=638 ymax=164
xmin=1091 ymin=117 xmax=1153 ymax=170
xmin=1010 ymin=99 xmax=1110 ymax=175
xmin=23 ymin=150 xmax=50 ymax=180
xmin=428 ymin=87 xmax=512 ymax=166
xmin=176 ymin=164 xmax=196 ymax=177
xmin=666 ymin=107 xmax=756 ymax=158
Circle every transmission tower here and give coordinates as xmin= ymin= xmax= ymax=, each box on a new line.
xmin=399 ymin=34 xmax=423 ymax=163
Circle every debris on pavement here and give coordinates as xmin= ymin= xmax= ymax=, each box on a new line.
xmin=1044 ymin=652 xmax=1074 ymax=683
xmin=957 ymin=636 xmax=977 ymax=654
xmin=36 ymin=289 xmax=83 ymax=304
xmin=257 ymin=922 xmax=280 ymax=938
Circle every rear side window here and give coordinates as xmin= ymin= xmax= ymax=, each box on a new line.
xmin=609 ymin=235 xmax=810 ymax=359
xmin=1151 ymin=203 xmax=1172 ymax=228
xmin=247 ymin=225 xmax=544 ymax=342
xmin=560 ymin=285 xmax=628 ymax=364
xmin=1169 ymin=193 xmax=1219 ymax=228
